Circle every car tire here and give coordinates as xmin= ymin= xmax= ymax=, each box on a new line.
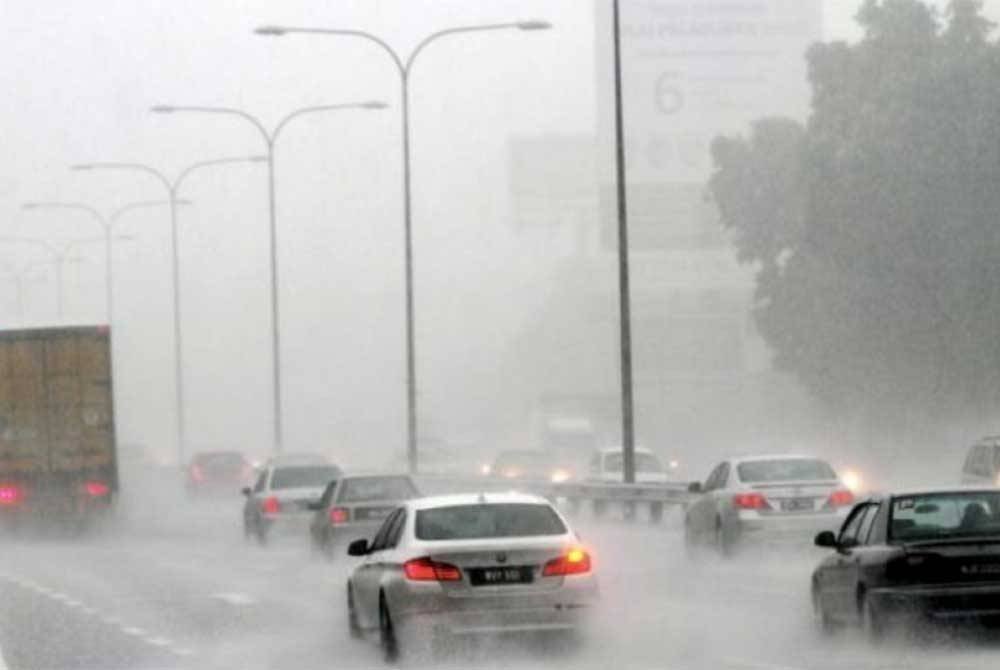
xmin=859 ymin=593 xmax=885 ymax=643
xmin=347 ymin=584 xmax=363 ymax=640
xmin=379 ymin=593 xmax=399 ymax=663
xmin=714 ymin=518 xmax=735 ymax=558
xmin=812 ymin=586 xmax=838 ymax=635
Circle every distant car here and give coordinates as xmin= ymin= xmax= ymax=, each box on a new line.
xmin=242 ymin=457 xmax=341 ymax=544
xmin=309 ymin=474 xmax=419 ymax=557
xmin=345 ymin=492 xmax=597 ymax=661
xmin=684 ymin=454 xmax=854 ymax=556
xmin=812 ymin=488 xmax=1000 ymax=639
xmin=961 ymin=437 xmax=1000 ymax=487
xmin=483 ymin=450 xmax=575 ymax=483
xmin=186 ymin=450 xmax=253 ymax=496
xmin=587 ymin=447 xmax=673 ymax=484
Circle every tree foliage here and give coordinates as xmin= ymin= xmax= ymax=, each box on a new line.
xmin=708 ymin=0 xmax=1000 ymax=420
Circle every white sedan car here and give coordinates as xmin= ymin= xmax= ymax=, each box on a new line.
xmin=345 ymin=492 xmax=597 ymax=661
xmin=684 ymin=454 xmax=854 ymax=556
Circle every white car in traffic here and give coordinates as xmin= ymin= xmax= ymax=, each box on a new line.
xmin=345 ymin=492 xmax=597 ymax=661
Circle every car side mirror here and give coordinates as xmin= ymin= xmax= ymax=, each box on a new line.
xmin=240 ymin=487 xmax=252 ymax=497
xmin=814 ymin=530 xmax=837 ymax=548
xmin=688 ymin=481 xmax=703 ymax=494
xmin=347 ymin=539 xmax=369 ymax=557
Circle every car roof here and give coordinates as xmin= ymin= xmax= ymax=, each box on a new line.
xmin=405 ymin=491 xmax=553 ymax=512
xmin=728 ymin=453 xmax=828 ymax=465
xmin=337 ymin=472 xmax=412 ymax=481
xmin=881 ymin=486 xmax=1000 ymax=499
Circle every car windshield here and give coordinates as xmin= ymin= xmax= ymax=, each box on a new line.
xmin=890 ymin=492 xmax=1000 ymax=542
xmin=337 ymin=477 xmax=418 ymax=503
xmin=269 ymin=466 xmax=340 ymax=490
xmin=736 ymin=459 xmax=836 ymax=483
xmin=604 ymin=452 xmax=664 ymax=473
xmin=415 ymin=503 xmax=568 ymax=540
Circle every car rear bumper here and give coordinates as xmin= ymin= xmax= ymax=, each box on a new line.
xmin=870 ymin=582 xmax=1000 ymax=620
xmin=391 ymin=575 xmax=598 ymax=637
xmin=260 ymin=512 xmax=313 ymax=537
xmin=736 ymin=511 xmax=848 ymax=540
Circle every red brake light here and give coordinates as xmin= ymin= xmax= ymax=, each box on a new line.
xmin=733 ymin=493 xmax=770 ymax=510
xmin=0 ymin=485 xmax=21 ymax=505
xmin=328 ymin=507 xmax=349 ymax=524
xmin=262 ymin=496 xmax=281 ymax=515
xmin=403 ymin=557 xmax=462 ymax=582
xmin=543 ymin=548 xmax=592 ymax=576
xmin=828 ymin=489 xmax=854 ymax=507
xmin=84 ymin=481 xmax=110 ymax=497
xmin=191 ymin=464 xmax=204 ymax=482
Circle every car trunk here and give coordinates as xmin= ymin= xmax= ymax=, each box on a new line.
xmin=272 ymin=486 xmax=324 ymax=513
xmin=900 ymin=539 xmax=1000 ymax=585
xmin=748 ymin=480 xmax=839 ymax=514
xmin=427 ymin=536 xmax=574 ymax=597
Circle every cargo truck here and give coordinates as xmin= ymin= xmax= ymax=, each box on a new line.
xmin=0 ymin=326 xmax=117 ymax=527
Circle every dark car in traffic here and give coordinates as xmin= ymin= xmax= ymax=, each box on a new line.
xmin=186 ymin=450 xmax=253 ymax=497
xmin=308 ymin=474 xmax=419 ymax=558
xmin=811 ymin=488 xmax=1000 ymax=639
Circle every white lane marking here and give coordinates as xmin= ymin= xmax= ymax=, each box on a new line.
xmin=170 ymin=647 xmax=195 ymax=657
xmin=210 ymin=592 xmax=257 ymax=606
xmin=120 ymin=626 xmax=147 ymax=637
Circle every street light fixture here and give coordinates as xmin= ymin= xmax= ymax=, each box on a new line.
xmin=149 ymin=102 xmax=386 ymax=454
xmin=72 ymin=155 xmax=264 ymax=464
xmin=254 ymin=20 xmax=552 ymax=473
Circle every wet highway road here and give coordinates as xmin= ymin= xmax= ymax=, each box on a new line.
xmin=1 ymin=484 xmax=998 ymax=670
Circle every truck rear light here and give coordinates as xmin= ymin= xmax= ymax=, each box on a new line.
xmin=733 ymin=493 xmax=770 ymax=510
xmin=84 ymin=481 xmax=110 ymax=497
xmin=403 ymin=557 xmax=462 ymax=581
xmin=827 ymin=489 xmax=854 ymax=507
xmin=0 ymin=484 xmax=21 ymax=505
xmin=261 ymin=496 xmax=281 ymax=515
xmin=543 ymin=548 xmax=592 ymax=576
xmin=328 ymin=507 xmax=349 ymax=524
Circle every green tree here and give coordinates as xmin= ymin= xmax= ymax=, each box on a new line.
xmin=708 ymin=0 xmax=1000 ymax=423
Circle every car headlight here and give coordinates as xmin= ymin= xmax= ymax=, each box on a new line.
xmin=480 ymin=464 xmax=492 ymax=476
xmin=841 ymin=469 xmax=863 ymax=494
xmin=550 ymin=469 xmax=571 ymax=483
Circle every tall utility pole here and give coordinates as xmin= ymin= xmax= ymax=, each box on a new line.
xmin=150 ymin=102 xmax=384 ymax=455
xmin=255 ymin=19 xmax=551 ymax=473
xmin=73 ymin=156 xmax=264 ymax=465
xmin=612 ymin=0 xmax=636 ymax=484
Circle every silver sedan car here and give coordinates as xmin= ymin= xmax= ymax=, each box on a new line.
xmin=684 ymin=454 xmax=854 ymax=556
xmin=345 ymin=492 xmax=597 ymax=661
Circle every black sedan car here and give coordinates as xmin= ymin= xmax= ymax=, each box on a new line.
xmin=812 ymin=488 xmax=1000 ymax=639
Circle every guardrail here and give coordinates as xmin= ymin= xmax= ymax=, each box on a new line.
xmin=414 ymin=473 xmax=694 ymax=524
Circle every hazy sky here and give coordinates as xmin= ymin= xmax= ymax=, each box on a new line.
xmin=2 ymin=0 xmax=997 ymax=463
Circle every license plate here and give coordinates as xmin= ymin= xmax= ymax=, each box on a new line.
xmin=780 ymin=498 xmax=814 ymax=512
xmin=356 ymin=507 xmax=393 ymax=521
xmin=469 ymin=566 xmax=533 ymax=586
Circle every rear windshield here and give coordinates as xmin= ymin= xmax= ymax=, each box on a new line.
xmin=337 ymin=477 xmax=418 ymax=503
xmin=890 ymin=492 xmax=1000 ymax=542
xmin=604 ymin=452 xmax=663 ymax=473
xmin=415 ymin=503 xmax=567 ymax=540
xmin=270 ymin=466 xmax=340 ymax=490
xmin=736 ymin=459 xmax=836 ymax=483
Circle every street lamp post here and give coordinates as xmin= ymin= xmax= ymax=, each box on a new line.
xmin=255 ymin=19 xmax=552 ymax=473
xmin=149 ymin=101 xmax=386 ymax=455
xmin=0 ymin=236 xmax=101 ymax=319
xmin=72 ymin=156 xmax=265 ymax=464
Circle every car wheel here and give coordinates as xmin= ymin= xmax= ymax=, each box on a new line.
xmin=859 ymin=593 xmax=884 ymax=643
xmin=812 ymin=585 xmax=837 ymax=635
xmin=379 ymin=593 xmax=399 ymax=663
xmin=347 ymin=584 xmax=363 ymax=640
xmin=714 ymin=519 xmax=735 ymax=558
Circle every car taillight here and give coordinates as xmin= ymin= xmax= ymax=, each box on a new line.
xmin=191 ymin=465 xmax=204 ymax=482
xmin=84 ymin=481 xmax=110 ymax=497
xmin=328 ymin=507 xmax=349 ymax=524
xmin=733 ymin=493 xmax=770 ymax=510
xmin=828 ymin=489 xmax=854 ymax=507
xmin=403 ymin=557 xmax=462 ymax=582
xmin=261 ymin=496 xmax=281 ymax=515
xmin=0 ymin=484 xmax=21 ymax=505
xmin=543 ymin=548 xmax=592 ymax=576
